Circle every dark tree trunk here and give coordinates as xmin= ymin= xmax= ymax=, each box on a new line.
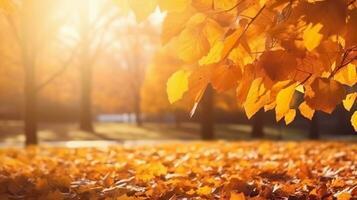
xmin=79 ymin=2 xmax=94 ymax=132
xmin=309 ymin=115 xmax=319 ymax=139
xmin=24 ymin=58 xmax=38 ymax=145
xmin=22 ymin=1 xmax=38 ymax=145
xmin=251 ymin=110 xmax=264 ymax=138
xmin=200 ymin=85 xmax=214 ymax=140
xmin=134 ymin=92 xmax=142 ymax=127
xmin=79 ymin=62 xmax=94 ymax=132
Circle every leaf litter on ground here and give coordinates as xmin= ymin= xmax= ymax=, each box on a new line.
xmin=0 ymin=141 xmax=356 ymax=199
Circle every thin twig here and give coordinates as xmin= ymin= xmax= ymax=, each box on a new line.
xmin=222 ymin=5 xmax=266 ymax=60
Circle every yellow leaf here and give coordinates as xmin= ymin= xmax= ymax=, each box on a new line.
xmin=343 ymin=92 xmax=357 ymax=111
xmin=284 ymin=109 xmax=296 ymax=125
xmin=259 ymin=0 xmax=267 ymax=7
xmin=230 ymin=192 xmax=245 ymax=200
xmin=352 ymin=111 xmax=357 ymax=132
xmin=228 ymin=47 xmax=254 ymax=68
xmin=197 ymin=186 xmax=212 ymax=196
xmin=199 ymin=28 xmax=244 ymax=65
xmin=275 ymin=83 xmax=297 ymax=122
xmin=136 ymin=162 xmax=168 ymax=181
xmin=244 ymin=78 xmax=269 ymax=119
xmin=167 ymin=70 xmax=191 ymax=104
xmin=176 ymin=28 xmax=209 ymax=62
xmin=214 ymin=0 xmax=238 ymax=10
xmin=298 ymin=101 xmax=315 ymax=120
xmin=176 ymin=18 xmax=210 ymax=62
xmin=158 ymin=0 xmax=190 ymax=12
xmin=336 ymin=191 xmax=352 ymax=200
xmin=129 ymin=0 xmax=157 ymax=22
xmin=199 ymin=42 xmax=224 ymax=65
xmin=303 ymin=23 xmax=323 ymax=51
xmin=264 ymin=101 xmax=276 ymax=112
xmin=334 ymin=63 xmax=357 ymax=87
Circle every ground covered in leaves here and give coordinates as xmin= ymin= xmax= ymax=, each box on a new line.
xmin=0 ymin=142 xmax=357 ymax=200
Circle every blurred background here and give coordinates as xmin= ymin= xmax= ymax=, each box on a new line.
xmin=0 ymin=0 xmax=356 ymax=146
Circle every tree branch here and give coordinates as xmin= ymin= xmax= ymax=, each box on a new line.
xmin=36 ymin=45 xmax=79 ymax=92
xmin=222 ymin=5 xmax=266 ymax=60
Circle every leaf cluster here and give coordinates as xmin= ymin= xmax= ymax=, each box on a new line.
xmin=118 ymin=0 xmax=357 ymax=128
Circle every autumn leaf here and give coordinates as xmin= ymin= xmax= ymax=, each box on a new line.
xmin=211 ymin=64 xmax=241 ymax=92
xmin=236 ymin=64 xmax=255 ymax=104
xmin=136 ymin=162 xmax=168 ymax=181
xmin=257 ymin=50 xmax=297 ymax=82
xmin=244 ymin=78 xmax=269 ymax=119
xmin=197 ymin=186 xmax=212 ymax=196
xmin=275 ymin=83 xmax=297 ymax=122
xmin=298 ymin=101 xmax=315 ymax=120
xmin=167 ymin=69 xmax=191 ymax=104
xmin=199 ymin=28 xmax=244 ymax=66
xmin=199 ymin=41 xmax=224 ymax=65
xmin=336 ymin=192 xmax=352 ymax=200
xmin=342 ymin=93 xmax=357 ymax=111
xmin=303 ymin=23 xmax=323 ymax=51
xmin=176 ymin=24 xmax=210 ymax=62
xmin=214 ymin=0 xmax=239 ymax=10
xmin=187 ymin=66 xmax=211 ymax=104
xmin=284 ymin=109 xmax=296 ymax=125
xmin=305 ymin=78 xmax=346 ymax=114
xmin=351 ymin=111 xmax=357 ymax=131
xmin=334 ymin=63 xmax=357 ymax=87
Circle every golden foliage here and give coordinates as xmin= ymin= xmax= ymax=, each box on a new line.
xmin=0 ymin=142 xmax=357 ymax=199
xmin=127 ymin=0 xmax=357 ymax=129
xmin=3 ymin=0 xmax=354 ymax=128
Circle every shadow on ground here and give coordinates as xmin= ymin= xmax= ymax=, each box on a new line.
xmin=1 ymin=121 xmax=356 ymax=146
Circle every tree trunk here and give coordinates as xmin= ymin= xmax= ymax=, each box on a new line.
xmin=79 ymin=1 xmax=94 ymax=132
xmin=22 ymin=1 xmax=38 ymax=145
xmin=200 ymin=85 xmax=214 ymax=140
xmin=251 ymin=110 xmax=264 ymax=138
xmin=79 ymin=62 xmax=94 ymax=132
xmin=134 ymin=92 xmax=142 ymax=127
xmin=24 ymin=58 xmax=38 ymax=145
xmin=309 ymin=114 xmax=319 ymax=139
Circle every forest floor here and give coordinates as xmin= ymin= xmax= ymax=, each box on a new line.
xmin=0 ymin=141 xmax=356 ymax=199
xmin=1 ymin=121 xmax=357 ymax=146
